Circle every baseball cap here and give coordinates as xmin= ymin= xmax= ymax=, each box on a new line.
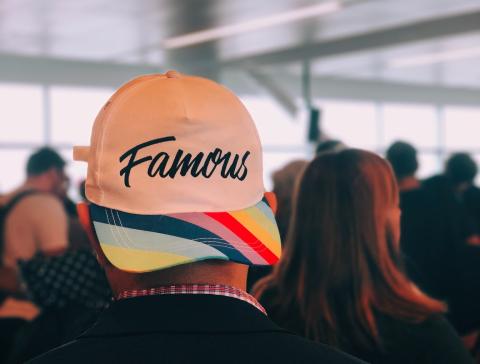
xmin=74 ymin=71 xmax=281 ymax=273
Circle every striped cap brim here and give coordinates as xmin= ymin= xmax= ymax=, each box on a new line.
xmin=89 ymin=197 xmax=281 ymax=273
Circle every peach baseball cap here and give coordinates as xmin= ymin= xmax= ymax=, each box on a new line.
xmin=74 ymin=71 xmax=281 ymax=272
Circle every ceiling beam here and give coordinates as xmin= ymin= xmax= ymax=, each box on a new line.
xmin=279 ymin=74 xmax=480 ymax=106
xmin=0 ymin=52 xmax=479 ymax=107
xmin=0 ymin=53 xmax=162 ymax=88
xmin=216 ymin=10 xmax=480 ymax=68
xmin=245 ymin=67 xmax=298 ymax=116
xmin=222 ymin=69 xmax=480 ymax=106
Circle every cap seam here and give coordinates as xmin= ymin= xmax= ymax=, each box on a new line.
xmin=177 ymin=77 xmax=190 ymax=122
xmin=96 ymin=75 xmax=164 ymax=203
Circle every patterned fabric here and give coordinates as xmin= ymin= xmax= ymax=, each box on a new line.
xmin=117 ymin=284 xmax=267 ymax=315
xmin=89 ymin=196 xmax=281 ymax=272
xmin=18 ymin=250 xmax=112 ymax=309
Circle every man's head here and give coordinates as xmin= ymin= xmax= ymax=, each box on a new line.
xmin=75 ymin=71 xmax=281 ymax=291
xmin=386 ymin=141 xmax=418 ymax=181
xmin=445 ymin=153 xmax=478 ymax=189
xmin=26 ymin=147 xmax=67 ymax=196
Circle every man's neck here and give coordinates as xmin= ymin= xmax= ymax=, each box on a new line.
xmin=22 ymin=179 xmax=50 ymax=193
xmin=107 ymin=261 xmax=249 ymax=296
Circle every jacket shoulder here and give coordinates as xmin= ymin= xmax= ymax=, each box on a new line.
xmin=29 ymin=331 xmax=365 ymax=364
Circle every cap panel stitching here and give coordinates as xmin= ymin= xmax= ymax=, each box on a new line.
xmin=95 ymin=75 xmax=162 ymax=204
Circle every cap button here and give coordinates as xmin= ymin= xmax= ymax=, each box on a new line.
xmin=165 ymin=70 xmax=181 ymax=79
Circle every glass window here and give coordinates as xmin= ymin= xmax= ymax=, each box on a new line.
xmin=0 ymin=84 xmax=43 ymax=143
xmin=240 ymin=96 xmax=307 ymax=146
xmin=50 ymin=87 xmax=113 ymax=146
xmin=444 ymin=107 xmax=480 ymax=150
xmin=0 ymin=149 xmax=33 ymax=193
xmin=382 ymin=104 xmax=438 ymax=149
xmin=417 ymin=153 xmax=441 ymax=179
xmin=320 ymin=101 xmax=377 ymax=149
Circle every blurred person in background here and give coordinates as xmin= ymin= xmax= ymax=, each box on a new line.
xmin=385 ymin=141 xmax=439 ymax=300
xmin=271 ymin=160 xmax=308 ymax=242
xmin=386 ymin=141 xmax=420 ymax=191
xmin=386 ymin=145 xmax=480 ymax=340
xmin=385 ymin=143 xmax=477 ymax=336
xmin=1 ymin=147 xmax=68 ymax=270
xmin=0 ymin=152 xmax=110 ymax=364
xmin=254 ymin=149 xmax=473 ymax=364
xmin=444 ymin=153 xmax=480 ymax=241
xmin=422 ymin=153 xmax=480 ymax=336
xmin=0 ymin=147 xmax=69 ymax=363
xmin=78 ymin=179 xmax=87 ymax=202
xmin=247 ymin=159 xmax=308 ymax=290
xmin=423 ymin=153 xmax=479 ymax=241
xmin=7 ymin=249 xmax=111 ymax=364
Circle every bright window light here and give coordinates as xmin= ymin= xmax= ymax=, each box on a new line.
xmin=320 ymin=101 xmax=377 ymax=149
xmin=240 ymin=95 xmax=310 ymax=188
xmin=240 ymin=95 xmax=307 ymax=146
xmin=382 ymin=104 xmax=438 ymax=149
xmin=417 ymin=153 xmax=441 ymax=179
xmin=0 ymin=84 xmax=43 ymax=143
xmin=444 ymin=107 xmax=480 ymax=150
xmin=0 ymin=149 xmax=33 ymax=193
xmin=50 ymin=86 xmax=113 ymax=146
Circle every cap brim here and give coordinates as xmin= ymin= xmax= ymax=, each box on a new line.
xmin=88 ymin=197 xmax=281 ymax=273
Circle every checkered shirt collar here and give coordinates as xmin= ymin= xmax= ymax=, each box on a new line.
xmin=116 ymin=284 xmax=266 ymax=315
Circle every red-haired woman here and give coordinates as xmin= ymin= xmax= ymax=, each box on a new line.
xmin=254 ymin=149 xmax=473 ymax=364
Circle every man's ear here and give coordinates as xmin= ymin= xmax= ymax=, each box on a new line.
xmin=264 ymin=192 xmax=278 ymax=214
xmin=77 ymin=202 xmax=110 ymax=267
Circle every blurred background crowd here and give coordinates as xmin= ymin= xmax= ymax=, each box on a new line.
xmin=1 ymin=0 xmax=480 ymax=362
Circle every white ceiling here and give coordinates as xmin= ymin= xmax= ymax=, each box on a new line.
xmin=0 ymin=0 xmax=479 ymax=90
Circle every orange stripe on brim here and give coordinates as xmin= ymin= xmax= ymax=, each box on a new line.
xmin=205 ymin=212 xmax=279 ymax=265
xmin=229 ymin=209 xmax=281 ymax=257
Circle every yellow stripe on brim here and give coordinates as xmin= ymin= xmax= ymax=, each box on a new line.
xmin=100 ymin=243 xmax=227 ymax=273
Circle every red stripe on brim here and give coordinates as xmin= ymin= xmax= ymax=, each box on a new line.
xmin=205 ymin=212 xmax=279 ymax=265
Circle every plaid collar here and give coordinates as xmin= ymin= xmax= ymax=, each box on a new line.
xmin=116 ymin=284 xmax=266 ymax=315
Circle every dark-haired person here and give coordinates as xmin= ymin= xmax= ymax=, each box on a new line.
xmin=254 ymin=149 xmax=473 ymax=364
xmin=445 ymin=154 xmax=480 ymax=242
xmin=422 ymin=153 xmax=480 ymax=334
xmin=443 ymin=153 xmax=479 ymax=242
xmin=0 ymin=147 xmax=69 ymax=361
xmin=385 ymin=141 xmax=439 ymax=306
xmin=386 ymin=141 xmax=419 ymax=191
xmin=1 ymin=147 xmax=68 ymax=270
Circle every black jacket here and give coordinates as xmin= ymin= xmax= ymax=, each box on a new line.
xmin=29 ymin=294 xmax=364 ymax=364
xmin=401 ymin=177 xmax=480 ymax=333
